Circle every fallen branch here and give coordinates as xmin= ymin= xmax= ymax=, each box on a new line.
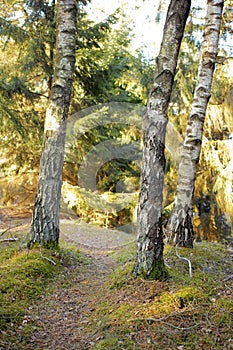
xmin=175 ymin=245 xmax=192 ymax=277
xmin=129 ymin=306 xmax=200 ymax=324
xmin=0 ymin=227 xmax=12 ymax=236
xmin=0 ymin=237 xmax=19 ymax=242
xmin=128 ymin=310 xmax=200 ymax=330
xmin=40 ymin=246 xmax=56 ymax=266
xmin=139 ymin=319 xmax=199 ymax=330
xmin=164 ymin=259 xmax=171 ymax=269
xmin=222 ymin=274 xmax=233 ymax=282
xmin=0 ymin=222 xmax=28 ymax=236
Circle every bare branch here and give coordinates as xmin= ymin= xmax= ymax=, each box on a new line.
xmin=40 ymin=246 xmax=56 ymax=266
xmin=222 ymin=274 xmax=233 ymax=282
xmin=175 ymin=245 xmax=193 ymax=277
xmin=0 ymin=237 xmax=19 ymax=242
xmin=128 ymin=308 xmax=200 ymax=330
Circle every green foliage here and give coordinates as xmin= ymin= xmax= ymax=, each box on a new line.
xmin=62 ymin=183 xmax=138 ymax=228
xmin=63 ymin=103 xmax=143 ymax=228
xmin=0 ymin=2 xmax=148 ymax=174
xmin=73 ymin=10 xmax=149 ymax=108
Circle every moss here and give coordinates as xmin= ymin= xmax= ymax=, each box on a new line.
xmin=92 ymin=335 xmax=119 ymax=349
xmin=110 ymin=262 xmax=134 ymax=289
xmin=0 ymin=238 xmax=85 ymax=333
xmin=0 ymin=249 xmax=59 ymax=329
xmin=27 ymin=240 xmax=59 ymax=250
xmin=93 ymin=334 xmax=135 ymax=350
xmin=145 ymin=260 xmax=169 ymax=281
xmin=111 ymin=242 xmax=136 ymax=264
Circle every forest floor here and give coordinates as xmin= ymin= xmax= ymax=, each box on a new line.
xmin=0 ymin=203 xmax=233 ymax=350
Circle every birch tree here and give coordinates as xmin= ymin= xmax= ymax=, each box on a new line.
xmin=168 ymin=0 xmax=224 ymax=247
xmin=133 ymin=0 xmax=191 ymax=279
xmin=29 ymin=0 xmax=77 ymax=247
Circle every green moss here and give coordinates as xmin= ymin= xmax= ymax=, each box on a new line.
xmin=110 ymin=262 xmax=134 ymax=289
xmin=111 ymin=242 xmax=136 ymax=264
xmin=110 ymin=303 xmax=132 ymax=322
xmin=0 ymin=238 xmax=85 ymax=333
xmin=0 ymin=249 xmax=59 ymax=329
xmin=93 ymin=334 xmax=135 ymax=350
xmin=92 ymin=335 xmax=119 ymax=349
xmin=145 ymin=260 xmax=169 ymax=281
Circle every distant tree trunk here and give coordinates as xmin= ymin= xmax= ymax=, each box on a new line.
xmin=29 ymin=0 xmax=77 ymax=247
xmin=168 ymin=0 xmax=224 ymax=247
xmin=133 ymin=0 xmax=191 ymax=279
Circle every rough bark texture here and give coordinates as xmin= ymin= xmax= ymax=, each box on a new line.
xmin=168 ymin=0 xmax=224 ymax=247
xmin=29 ymin=0 xmax=77 ymax=247
xmin=133 ymin=0 xmax=191 ymax=279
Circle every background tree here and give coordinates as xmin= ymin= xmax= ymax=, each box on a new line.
xmin=167 ymin=0 xmax=224 ymax=247
xmin=0 ymin=0 xmax=232 ymax=244
xmin=29 ymin=0 xmax=77 ymax=247
xmin=0 ymin=1 xmax=145 ymax=174
xmin=0 ymin=0 xmax=57 ymax=174
xmin=133 ymin=0 xmax=191 ymax=280
xmin=165 ymin=0 xmax=233 ymax=242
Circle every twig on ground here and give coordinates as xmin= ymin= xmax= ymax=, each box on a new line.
xmin=164 ymin=259 xmax=171 ymax=269
xmin=0 ymin=222 xmax=29 ymax=236
xmin=0 ymin=227 xmax=12 ymax=236
xmin=148 ymin=319 xmax=199 ymax=330
xmin=175 ymin=245 xmax=192 ymax=277
xmin=40 ymin=246 xmax=56 ymax=265
xmin=128 ymin=308 xmax=200 ymax=330
xmin=128 ymin=307 xmax=202 ymax=330
xmin=222 ymin=274 xmax=233 ymax=282
xmin=129 ymin=307 xmax=199 ymax=323
xmin=0 ymin=237 xmax=19 ymax=242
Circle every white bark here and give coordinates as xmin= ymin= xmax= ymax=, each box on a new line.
xmin=133 ymin=0 xmax=191 ymax=279
xmin=168 ymin=0 xmax=224 ymax=247
xmin=29 ymin=0 xmax=77 ymax=247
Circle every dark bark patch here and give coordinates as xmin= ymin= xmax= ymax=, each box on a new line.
xmin=144 ymin=134 xmax=166 ymax=170
xmin=156 ymin=139 xmax=166 ymax=170
xmin=175 ymin=213 xmax=194 ymax=248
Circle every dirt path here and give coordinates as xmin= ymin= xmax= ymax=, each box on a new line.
xmin=60 ymin=220 xmax=136 ymax=253
xmin=7 ymin=218 xmax=137 ymax=350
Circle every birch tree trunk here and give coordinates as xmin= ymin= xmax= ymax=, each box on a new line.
xmin=133 ymin=0 xmax=191 ymax=279
xmin=29 ymin=0 xmax=77 ymax=247
xmin=168 ymin=0 xmax=224 ymax=247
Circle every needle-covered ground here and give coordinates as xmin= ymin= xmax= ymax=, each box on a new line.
xmin=0 ymin=209 xmax=232 ymax=350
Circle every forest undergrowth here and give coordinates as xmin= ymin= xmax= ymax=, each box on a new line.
xmin=0 ymin=214 xmax=232 ymax=350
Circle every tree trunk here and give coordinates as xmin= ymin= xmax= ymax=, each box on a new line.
xmin=47 ymin=0 xmax=56 ymax=98
xmin=133 ymin=0 xmax=191 ymax=279
xmin=29 ymin=0 xmax=77 ymax=247
xmin=168 ymin=0 xmax=224 ymax=247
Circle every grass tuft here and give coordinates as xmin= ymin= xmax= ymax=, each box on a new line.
xmin=0 ymin=234 xmax=85 ymax=333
